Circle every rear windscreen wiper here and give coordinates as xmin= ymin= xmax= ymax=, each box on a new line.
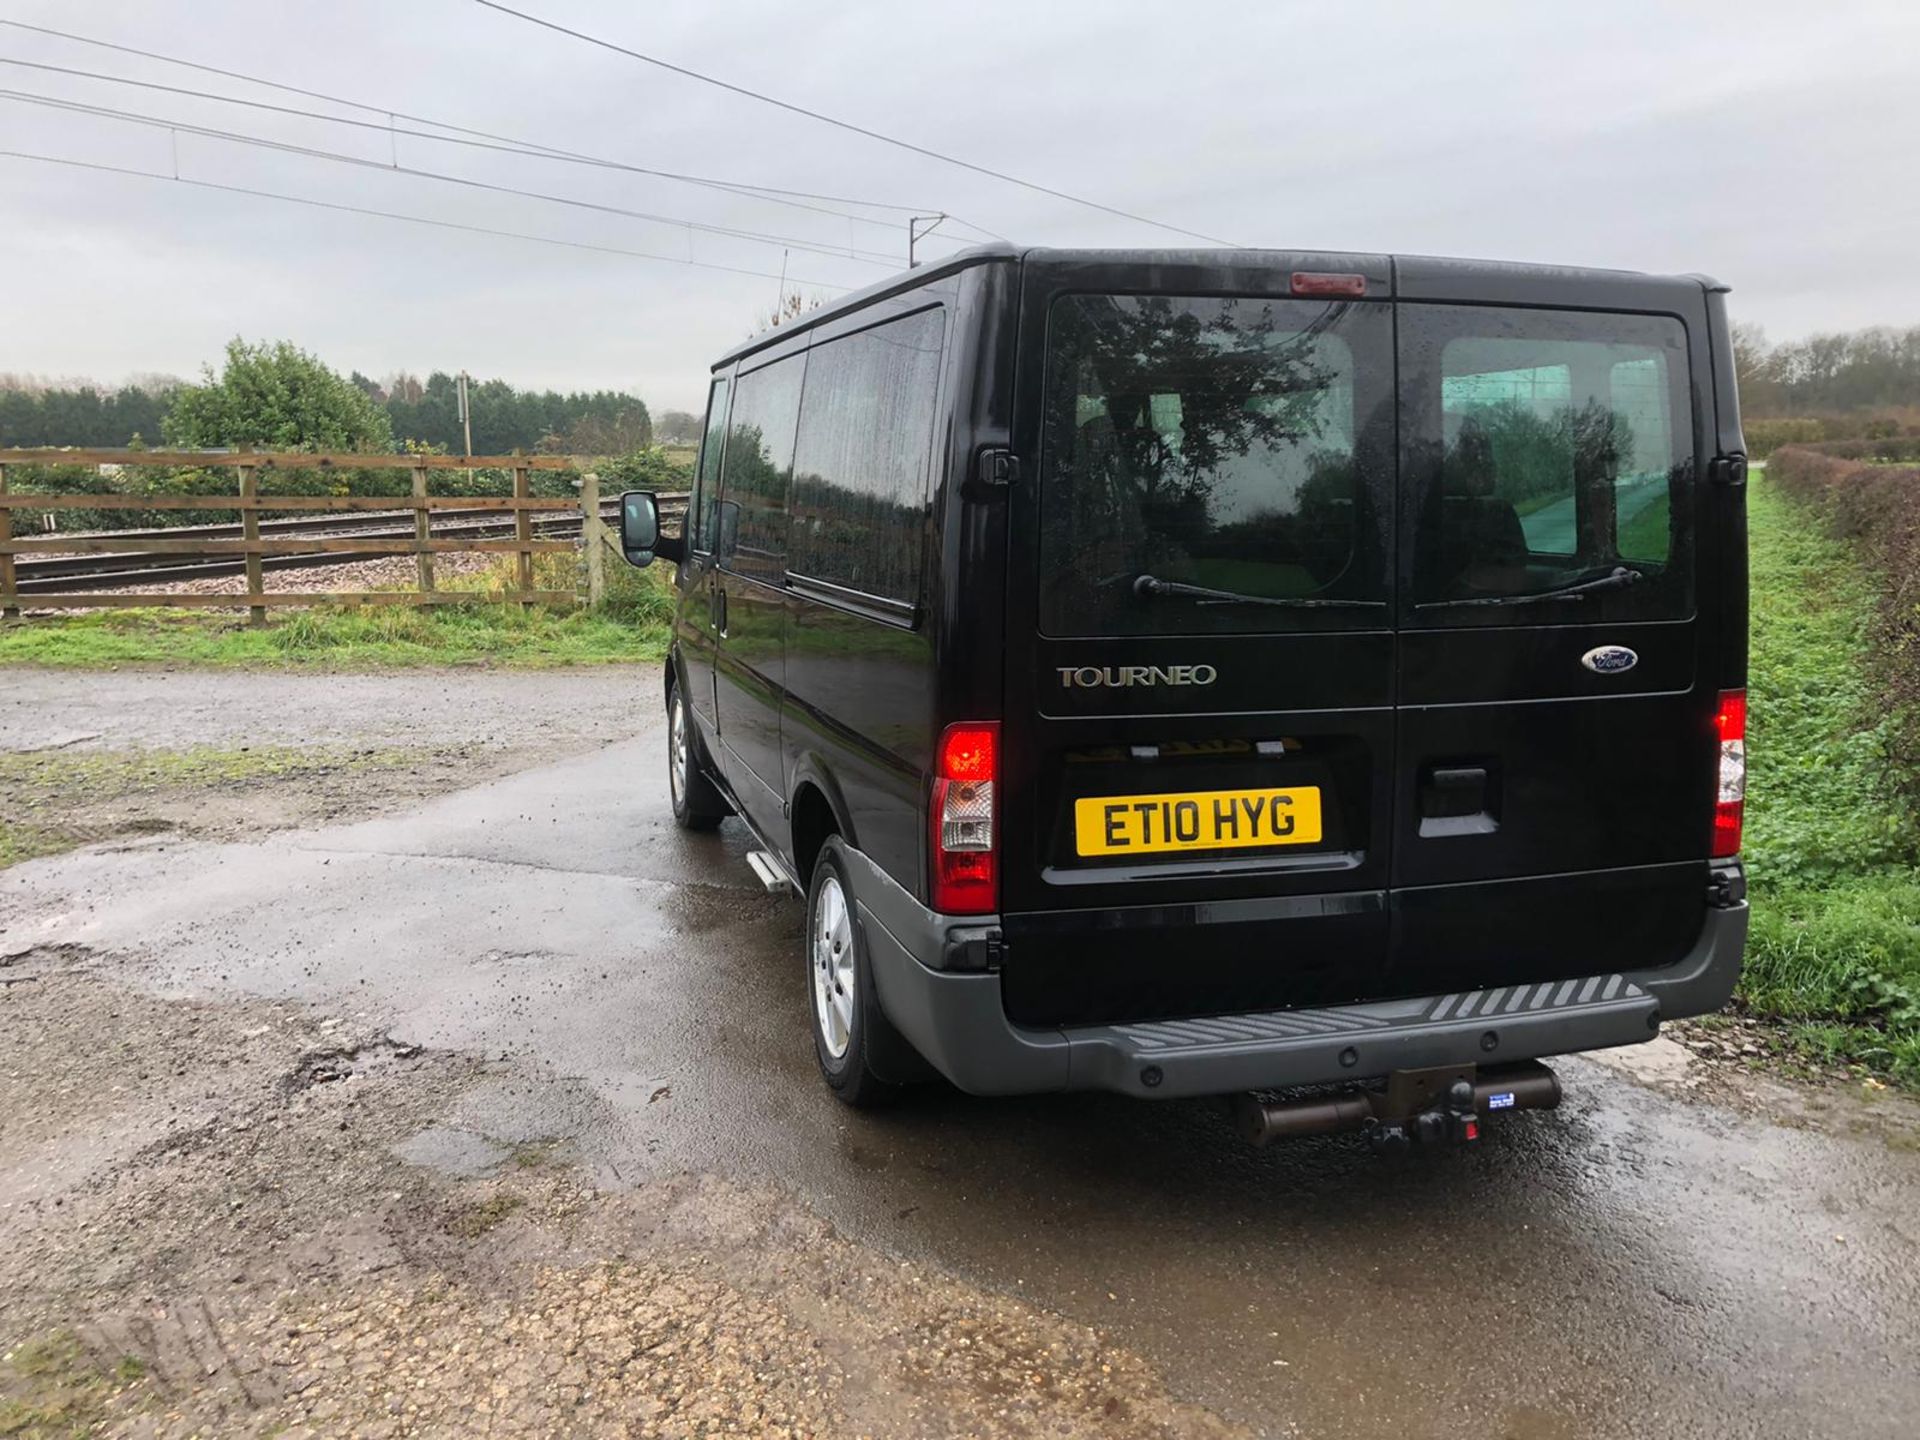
xmin=1416 ymin=565 xmax=1645 ymax=611
xmin=1132 ymin=574 xmax=1386 ymax=609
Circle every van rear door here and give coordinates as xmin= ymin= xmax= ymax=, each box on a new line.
xmin=1388 ymin=264 xmax=1723 ymax=996
xmin=997 ymin=253 xmax=1400 ymax=1028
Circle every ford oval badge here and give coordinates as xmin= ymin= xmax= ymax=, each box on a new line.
xmin=1581 ymin=644 xmax=1639 ymax=675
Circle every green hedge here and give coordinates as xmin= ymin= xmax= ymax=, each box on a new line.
xmin=1767 ymin=445 xmax=1920 ymax=804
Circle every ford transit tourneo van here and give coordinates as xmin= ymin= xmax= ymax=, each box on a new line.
xmin=617 ymin=246 xmax=1749 ymax=1146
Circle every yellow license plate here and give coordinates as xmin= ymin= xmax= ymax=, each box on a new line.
xmin=1074 ymin=786 xmax=1323 ymax=857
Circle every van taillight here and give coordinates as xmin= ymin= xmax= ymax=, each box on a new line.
xmin=931 ymin=722 xmax=998 ymax=914
xmin=1712 ymin=689 xmax=1747 ymax=858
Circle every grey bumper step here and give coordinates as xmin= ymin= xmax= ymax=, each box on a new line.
xmin=1063 ymin=974 xmax=1659 ymax=1098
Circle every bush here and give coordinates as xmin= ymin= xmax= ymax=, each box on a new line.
xmin=1745 ymin=417 xmax=1829 ymax=458
xmin=163 ymin=339 xmax=393 ymax=452
xmin=596 ymin=445 xmax=692 ymax=493
xmin=1792 ymin=434 xmax=1920 ymax=464
xmin=1768 ymin=446 xmax=1920 ymax=794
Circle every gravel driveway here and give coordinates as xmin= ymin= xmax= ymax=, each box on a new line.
xmin=3 ymin=666 xmax=1918 ymax=1439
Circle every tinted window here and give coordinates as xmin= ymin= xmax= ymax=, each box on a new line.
xmin=1037 ymin=293 xmax=1392 ymax=636
xmin=789 ymin=308 xmax=946 ymax=606
xmin=718 ymin=354 xmax=804 ymax=583
xmin=690 ymin=375 xmax=729 ymax=553
xmin=1403 ymin=306 xmax=1692 ymax=623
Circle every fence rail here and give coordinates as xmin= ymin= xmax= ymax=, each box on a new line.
xmin=0 ymin=447 xmax=674 ymax=620
xmin=7 ymin=503 xmax=620 ymax=594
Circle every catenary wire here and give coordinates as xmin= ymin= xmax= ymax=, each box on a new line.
xmin=466 ymin=0 xmax=1236 ymax=247
xmin=0 ymin=53 xmax=966 ymax=242
xmin=0 ymin=87 xmax=910 ymax=267
xmin=0 ymin=147 xmax=855 ymax=289
xmin=0 ymin=19 xmax=1006 ymax=246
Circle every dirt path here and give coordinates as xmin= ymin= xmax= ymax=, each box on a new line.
xmin=0 ymin=964 xmax=1244 ymax=1439
xmin=4 ymin=669 xmax=1918 ymax=1438
xmin=0 ymin=666 xmax=652 ymax=752
xmin=0 ymin=668 xmax=1246 ymax=1437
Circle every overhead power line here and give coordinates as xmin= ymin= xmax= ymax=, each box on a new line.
xmin=0 ymin=148 xmax=853 ymax=289
xmin=0 ymin=18 xmax=1006 ymax=248
xmin=0 ymin=52 xmax=978 ymax=244
xmin=466 ymin=0 xmax=1237 ymax=247
xmin=0 ymin=87 xmax=908 ymax=267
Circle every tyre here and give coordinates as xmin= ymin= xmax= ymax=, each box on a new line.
xmin=806 ymin=844 xmax=901 ymax=1108
xmin=667 ymin=680 xmax=728 ymax=831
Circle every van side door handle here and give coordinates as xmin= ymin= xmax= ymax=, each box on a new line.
xmin=711 ymin=583 xmax=727 ymax=635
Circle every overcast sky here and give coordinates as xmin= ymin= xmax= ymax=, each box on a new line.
xmin=3 ymin=0 xmax=1917 ymax=413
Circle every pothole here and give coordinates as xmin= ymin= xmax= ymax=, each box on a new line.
xmin=473 ymin=948 xmax=565 ymax=968
xmin=0 ymin=941 xmax=95 ymax=974
xmin=280 ymin=1037 xmax=423 ymax=1097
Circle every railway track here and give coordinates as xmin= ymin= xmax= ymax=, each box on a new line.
xmin=12 ymin=495 xmax=686 ymax=594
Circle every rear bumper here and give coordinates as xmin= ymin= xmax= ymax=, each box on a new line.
xmin=844 ymin=843 xmax=1748 ymax=1100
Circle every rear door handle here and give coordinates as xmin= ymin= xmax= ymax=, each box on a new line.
xmin=1418 ymin=763 xmax=1498 ymax=837
xmin=711 ymin=585 xmax=727 ymax=634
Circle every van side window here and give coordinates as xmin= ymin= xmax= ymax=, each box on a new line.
xmin=789 ymin=308 xmax=946 ymax=605
xmin=689 ymin=375 xmax=730 ymax=554
xmin=1404 ymin=305 xmax=1692 ymax=622
xmin=718 ymin=354 xmax=805 ymax=584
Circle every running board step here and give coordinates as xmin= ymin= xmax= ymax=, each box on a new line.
xmin=745 ymin=850 xmax=795 ymax=895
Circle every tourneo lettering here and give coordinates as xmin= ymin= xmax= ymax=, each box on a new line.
xmin=1073 ymin=786 xmax=1323 ymax=856
xmin=1057 ymin=664 xmax=1218 ymax=689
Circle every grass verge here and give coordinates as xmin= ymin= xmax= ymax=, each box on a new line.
xmin=1738 ymin=477 xmax=1920 ymax=1083
xmin=0 ymin=744 xmax=428 ymax=869
xmin=0 ymin=1331 xmax=150 ymax=1436
xmin=0 ymin=554 xmax=674 ymax=669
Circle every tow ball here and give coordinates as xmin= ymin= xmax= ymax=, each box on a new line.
xmin=1233 ymin=1061 xmax=1562 ymax=1149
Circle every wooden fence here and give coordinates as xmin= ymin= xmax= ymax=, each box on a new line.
xmin=0 ymin=448 xmax=620 ymax=623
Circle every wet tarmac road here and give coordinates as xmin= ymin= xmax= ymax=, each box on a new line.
xmin=3 ymin=703 xmax=1917 ymax=1439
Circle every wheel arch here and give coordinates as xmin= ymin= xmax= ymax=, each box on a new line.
xmin=662 ymin=645 xmax=682 ymax=709
xmin=788 ymin=757 xmax=857 ymax=884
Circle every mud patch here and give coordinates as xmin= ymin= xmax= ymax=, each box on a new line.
xmin=1624 ymin=1018 xmax=1920 ymax=1148
xmin=1 ymin=970 xmax=1253 ymax=1439
xmin=0 ymin=742 xmax=590 ymax=873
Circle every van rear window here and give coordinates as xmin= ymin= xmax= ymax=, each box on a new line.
xmin=1401 ymin=305 xmax=1694 ymax=622
xmin=1037 ymin=294 xmax=1393 ymax=636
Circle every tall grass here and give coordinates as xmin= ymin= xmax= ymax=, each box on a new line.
xmin=1738 ymin=478 xmax=1920 ymax=1081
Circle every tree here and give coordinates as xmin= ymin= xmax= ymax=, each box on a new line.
xmin=759 ymin=291 xmax=828 ymax=332
xmin=559 ymin=401 xmax=653 ymax=457
xmin=653 ymin=409 xmax=702 ymax=445
xmin=162 ymin=339 xmax=394 ymax=451
xmin=0 ymin=377 xmax=177 ymax=447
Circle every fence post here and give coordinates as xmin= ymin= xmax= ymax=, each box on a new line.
xmin=581 ymin=470 xmax=604 ymax=609
xmin=0 ymin=462 xmax=16 ymax=620
xmin=412 ymin=464 xmax=434 ymax=593
xmin=238 ymin=457 xmax=265 ymax=626
xmin=514 ymin=463 xmax=533 ymax=607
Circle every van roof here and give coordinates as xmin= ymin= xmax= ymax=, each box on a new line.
xmin=712 ymin=245 xmax=1724 ymax=370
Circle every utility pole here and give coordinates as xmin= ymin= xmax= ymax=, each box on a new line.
xmin=908 ymin=213 xmax=946 ymax=268
xmin=456 ymin=371 xmax=473 ymax=464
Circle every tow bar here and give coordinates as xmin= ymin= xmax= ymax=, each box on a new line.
xmin=1233 ymin=1061 xmax=1561 ymax=1150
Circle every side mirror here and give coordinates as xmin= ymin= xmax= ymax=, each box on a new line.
xmin=619 ymin=490 xmax=660 ymax=567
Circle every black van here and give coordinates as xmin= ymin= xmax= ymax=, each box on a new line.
xmin=618 ymin=246 xmax=1749 ymax=1143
